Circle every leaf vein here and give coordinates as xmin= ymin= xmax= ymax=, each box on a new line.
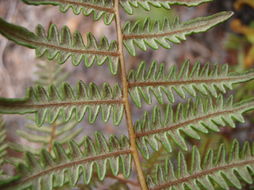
xmin=151 ymin=159 xmax=254 ymax=190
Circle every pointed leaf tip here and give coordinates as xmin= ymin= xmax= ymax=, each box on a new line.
xmin=123 ymin=11 xmax=234 ymax=55
xmin=128 ymin=61 xmax=254 ymax=106
xmin=0 ymin=19 xmax=120 ymax=75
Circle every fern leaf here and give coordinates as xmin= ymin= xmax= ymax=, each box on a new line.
xmin=35 ymin=61 xmax=69 ymax=87
xmin=0 ymin=82 xmax=124 ymax=126
xmin=123 ymin=12 xmax=233 ymax=56
xmin=32 ymin=60 xmax=81 ymax=151
xmin=142 ymin=146 xmax=172 ymax=178
xmin=0 ymin=133 xmax=131 ymax=190
xmin=121 ymin=0 xmax=213 ymax=14
xmin=148 ymin=140 xmax=254 ymax=190
xmin=0 ymin=18 xmax=119 ymax=75
xmin=13 ymin=58 xmax=82 ymax=154
xmin=0 ymin=117 xmax=7 ymax=174
xmin=128 ymin=61 xmax=254 ymax=107
xmin=0 ymin=117 xmax=20 ymax=186
xmin=16 ymin=120 xmax=82 ymax=153
xmin=22 ymin=0 xmax=115 ymax=25
xmin=135 ymin=96 xmax=254 ymax=159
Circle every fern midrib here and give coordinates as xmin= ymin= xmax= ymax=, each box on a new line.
xmin=4 ymin=28 xmax=119 ymax=57
xmin=143 ymin=146 xmax=166 ymax=174
xmin=9 ymin=149 xmax=131 ymax=187
xmin=114 ymin=0 xmax=148 ymax=189
xmin=1 ymin=99 xmax=124 ymax=109
xmin=108 ymin=173 xmax=139 ymax=187
xmin=17 ymin=130 xmax=50 ymax=143
xmin=135 ymin=105 xmax=246 ymax=138
xmin=128 ymin=75 xmax=253 ymax=87
xmin=58 ymin=128 xmax=82 ymax=143
xmin=150 ymin=158 xmax=254 ymax=190
xmin=55 ymin=0 xmax=114 ymax=13
xmin=123 ymin=22 xmax=211 ymax=39
xmin=48 ymin=122 xmax=57 ymax=152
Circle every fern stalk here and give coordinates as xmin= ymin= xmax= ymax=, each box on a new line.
xmin=47 ymin=122 xmax=57 ymax=152
xmin=1 ymin=0 xmax=253 ymax=189
xmin=114 ymin=0 xmax=148 ymax=189
xmin=108 ymin=174 xmax=139 ymax=187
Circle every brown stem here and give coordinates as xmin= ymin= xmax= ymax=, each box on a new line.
xmin=113 ymin=1 xmax=148 ymax=189
xmin=128 ymin=75 xmax=254 ymax=88
xmin=56 ymin=0 xmax=115 ymax=13
xmin=0 ymin=99 xmax=124 ymax=110
xmin=2 ymin=26 xmax=119 ymax=57
xmin=108 ymin=174 xmax=139 ymax=187
xmin=122 ymin=23 xmax=209 ymax=39
xmin=48 ymin=122 xmax=57 ymax=152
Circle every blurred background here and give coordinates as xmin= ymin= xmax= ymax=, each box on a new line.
xmin=0 ymin=0 xmax=254 ymax=189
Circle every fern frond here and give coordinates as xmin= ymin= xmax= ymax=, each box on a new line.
xmin=22 ymin=0 xmax=115 ymax=25
xmin=35 ymin=61 xmax=69 ymax=87
xmin=148 ymin=140 xmax=254 ymax=190
xmin=17 ymin=120 xmax=82 ymax=153
xmin=0 ymin=82 xmax=124 ymax=126
xmin=0 ymin=117 xmax=20 ymax=186
xmin=0 ymin=18 xmax=119 ymax=75
xmin=123 ymin=12 xmax=233 ymax=56
xmin=121 ymin=0 xmax=213 ymax=15
xmin=1 ymin=133 xmax=132 ymax=190
xmin=16 ymin=61 xmax=82 ymax=153
xmin=143 ymin=146 xmax=172 ymax=178
xmin=0 ymin=117 xmax=7 ymax=174
xmin=135 ymin=96 xmax=254 ymax=158
xmin=128 ymin=61 xmax=254 ymax=107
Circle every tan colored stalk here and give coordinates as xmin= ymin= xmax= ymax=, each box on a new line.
xmin=113 ymin=0 xmax=148 ymax=189
xmin=48 ymin=122 xmax=57 ymax=152
xmin=108 ymin=174 xmax=139 ymax=187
